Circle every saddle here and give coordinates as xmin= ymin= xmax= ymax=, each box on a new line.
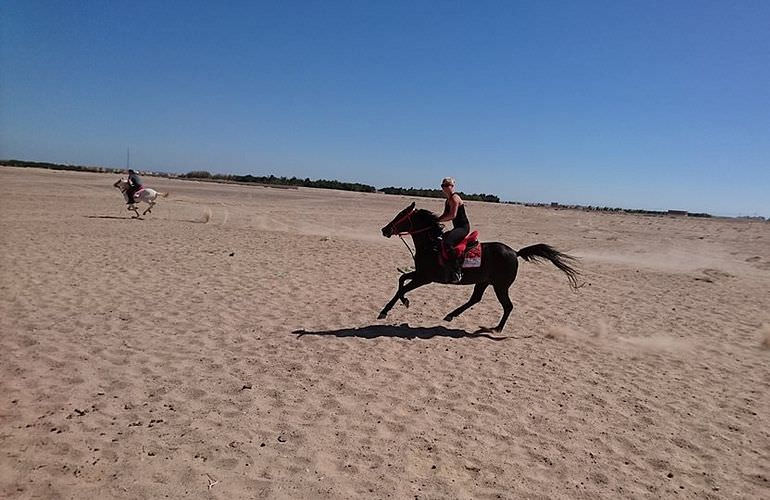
xmin=440 ymin=231 xmax=481 ymax=268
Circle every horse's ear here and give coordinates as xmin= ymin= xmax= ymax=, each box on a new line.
xmin=409 ymin=202 xmax=415 ymax=210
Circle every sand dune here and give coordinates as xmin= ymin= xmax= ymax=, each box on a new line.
xmin=1 ymin=166 xmax=768 ymax=498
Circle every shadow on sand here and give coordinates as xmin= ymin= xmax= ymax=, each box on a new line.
xmin=83 ymin=215 xmax=208 ymax=223
xmin=292 ymin=324 xmax=511 ymax=341
xmin=84 ymin=215 xmax=138 ymax=220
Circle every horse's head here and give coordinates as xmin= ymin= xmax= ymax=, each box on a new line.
xmin=381 ymin=202 xmax=442 ymax=238
xmin=382 ymin=202 xmax=415 ymax=237
xmin=113 ymin=178 xmax=128 ymax=192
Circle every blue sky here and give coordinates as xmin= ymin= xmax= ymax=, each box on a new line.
xmin=1 ymin=1 xmax=768 ymax=216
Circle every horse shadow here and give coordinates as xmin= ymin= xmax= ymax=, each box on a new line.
xmin=291 ymin=324 xmax=511 ymax=341
xmin=83 ymin=215 xmax=207 ymax=223
xmin=84 ymin=215 xmax=138 ymax=220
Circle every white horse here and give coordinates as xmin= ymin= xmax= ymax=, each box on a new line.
xmin=113 ymin=178 xmax=169 ymax=217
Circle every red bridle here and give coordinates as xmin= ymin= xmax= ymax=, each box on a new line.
xmin=390 ymin=209 xmax=433 ymax=236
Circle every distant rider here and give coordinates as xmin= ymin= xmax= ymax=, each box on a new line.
xmin=126 ymin=169 xmax=143 ymax=207
xmin=437 ymin=177 xmax=470 ymax=284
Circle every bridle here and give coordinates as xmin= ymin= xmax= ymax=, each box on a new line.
xmin=388 ymin=209 xmax=437 ymax=261
xmin=389 ymin=209 xmax=434 ymax=237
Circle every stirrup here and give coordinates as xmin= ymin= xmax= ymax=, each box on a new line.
xmin=445 ymin=265 xmax=462 ymax=284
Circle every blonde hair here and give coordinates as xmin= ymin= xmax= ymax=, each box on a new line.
xmin=441 ymin=177 xmax=455 ymax=187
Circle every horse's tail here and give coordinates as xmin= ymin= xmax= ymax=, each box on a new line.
xmin=159 ymin=191 xmax=169 ymax=198
xmin=517 ymin=244 xmax=582 ymax=290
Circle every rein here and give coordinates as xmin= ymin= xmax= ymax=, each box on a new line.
xmin=399 ymin=235 xmax=416 ymax=261
xmin=395 ymin=226 xmax=434 ymax=237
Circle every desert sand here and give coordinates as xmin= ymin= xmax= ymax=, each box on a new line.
xmin=0 ymin=166 xmax=768 ymax=499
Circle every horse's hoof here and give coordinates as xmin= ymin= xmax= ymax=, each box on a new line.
xmin=443 ymin=315 xmax=454 ymax=322
xmin=377 ymin=312 xmax=387 ymax=320
xmin=400 ymin=298 xmax=410 ymax=308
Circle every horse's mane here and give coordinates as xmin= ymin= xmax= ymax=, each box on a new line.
xmin=413 ymin=209 xmax=444 ymax=239
xmin=414 ymin=208 xmax=441 ymax=227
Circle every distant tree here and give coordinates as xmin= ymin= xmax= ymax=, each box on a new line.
xmin=183 ymin=170 xmax=212 ymax=179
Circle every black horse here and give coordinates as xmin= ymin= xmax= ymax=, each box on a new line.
xmin=379 ymin=202 xmax=581 ymax=332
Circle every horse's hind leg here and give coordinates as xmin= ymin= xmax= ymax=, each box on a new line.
xmin=490 ymin=283 xmax=514 ymax=332
xmin=142 ymin=201 xmax=155 ymax=216
xmin=444 ymin=283 xmax=488 ymax=322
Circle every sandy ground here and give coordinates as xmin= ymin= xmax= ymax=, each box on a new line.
xmin=0 ymin=166 xmax=768 ymax=499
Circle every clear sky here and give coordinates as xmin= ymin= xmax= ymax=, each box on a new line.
xmin=2 ymin=1 xmax=768 ymax=216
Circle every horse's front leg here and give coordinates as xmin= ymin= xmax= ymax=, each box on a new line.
xmin=378 ymin=272 xmax=425 ymax=320
xmin=381 ymin=271 xmax=415 ymax=314
xmin=397 ymin=270 xmax=416 ymax=307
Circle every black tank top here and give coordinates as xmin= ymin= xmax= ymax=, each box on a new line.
xmin=445 ymin=198 xmax=469 ymax=229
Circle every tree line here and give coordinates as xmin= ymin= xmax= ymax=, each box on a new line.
xmin=379 ymin=187 xmax=499 ymax=203
xmin=0 ymin=159 xmax=123 ymax=173
xmin=179 ymin=171 xmax=376 ymax=193
xmin=1 ymin=159 xmax=501 ymax=202
xmin=3 ymin=160 xmax=738 ymax=217
xmin=181 ymin=172 xmax=499 ymax=201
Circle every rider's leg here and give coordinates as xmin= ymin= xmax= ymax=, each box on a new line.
xmin=448 ymin=248 xmax=463 ymax=284
xmin=442 ymin=227 xmax=469 ymax=284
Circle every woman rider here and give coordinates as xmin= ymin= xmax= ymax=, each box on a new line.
xmin=437 ymin=177 xmax=470 ymax=284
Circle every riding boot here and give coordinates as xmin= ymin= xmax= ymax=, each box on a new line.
xmin=449 ymin=257 xmax=463 ymax=284
xmin=443 ymin=264 xmax=453 ymax=284
xmin=443 ymin=248 xmax=462 ymax=284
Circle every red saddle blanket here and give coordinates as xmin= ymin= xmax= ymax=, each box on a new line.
xmin=462 ymin=243 xmax=482 ymax=268
xmin=440 ymin=231 xmax=481 ymax=268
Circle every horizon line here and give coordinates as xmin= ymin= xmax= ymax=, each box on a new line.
xmin=1 ymin=158 xmax=768 ymax=220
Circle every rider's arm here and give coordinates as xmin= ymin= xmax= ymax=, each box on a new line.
xmin=438 ymin=195 xmax=460 ymax=222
